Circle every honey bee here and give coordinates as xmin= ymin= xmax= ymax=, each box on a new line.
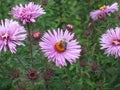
xmin=61 ymin=39 xmax=67 ymax=49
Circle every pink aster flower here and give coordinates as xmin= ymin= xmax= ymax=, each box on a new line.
xmin=39 ymin=29 xmax=81 ymax=67
xmin=0 ymin=19 xmax=27 ymax=53
xmin=10 ymin=2 xmax=46 ymax=24
xmin=100 ymin=27 xmax=120 ymax=58
xmin=90 ymin=2 xmax=118 ymax=20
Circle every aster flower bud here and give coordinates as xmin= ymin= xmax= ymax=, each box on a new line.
xmin=84 ymin=30 xmax=91 ymax=36
xmin=117 ymin=13 xmax=120 ymax=19
xmin=42 ymin=0 xmax=48 ymax=6
xmin=91 ymin=62 xmax=99 ymax=71
xmin=43 ymin=68 xmax=55 ymax=81
xmin=32 ymin=31 xmax=41 ymax=40
xmin=18 ymin=84 xmax=26 ymax=90
xmin=80 ymin=47 xmax=86 ymax=55
xmin=11 ymin=69 xmax=20 ymax=79
xmin=27 ymin=70 xmax=39 ymax=81
xmin=80 ymin=60 xmax=87 ymax=68
xmin=88 ymin=22 xmax=94 ymax=28
xmin=66 ymin=24 xmax=74 ymax=32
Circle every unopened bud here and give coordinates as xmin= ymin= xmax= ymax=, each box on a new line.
xmin=88 ymin=22 xmax=94 ymax=28
xmin=43 ymin=68 xmax=55 ymax=81
xmin=117 ymin=13 xmax=120 ymax=19
xmin=11 ymin=68 xmax=20 ymax=79
xmin=32 ymin=31 xmax=41 ymax=40
xmin=66 ymin=24 xmax=74 ymax=32
xmin=91 ymin=62 xmax=100 ymax=71
xmin=80 ymin=47 xmax=86 ymax=55
xmin=84 ymin=30 xmax=91 ymax=36
xmin=18 ymin=84 xmax=26 ymax=90
xmin=42 ymin=0 xmax=48 ymax=6
xmin=80 ymin=60 xmax=87 ymax=68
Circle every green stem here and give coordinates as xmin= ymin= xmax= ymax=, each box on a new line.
xmin=64 ymin=68 xmax=72 ymax=90
xmin=91 ymin=43 xmax=97 ymax=57
xmin=27 ymin=23 xmax=34 ymax=68
xmin=0 ymin=1 xmax=5 ymax=19
xmin=32 ymin=81 xmax=35 ymax=90
xmin=45 ymin=81 xmax=49 ymax=90
xmin=0 ymin=53 xmax=10 ymax=78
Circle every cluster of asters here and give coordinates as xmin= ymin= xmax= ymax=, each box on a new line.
xmin=0 ymin=2 xmax=81 ymax=68
xmin=90 ymin=2 xmax=120 ymax=58
xmin=0 ymin=1 xmax=120 ymax=69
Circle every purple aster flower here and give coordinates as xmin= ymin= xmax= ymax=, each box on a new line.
xmin=100 ymin=27 xmax=120 ymax=58
xmin=10 ymin=2 xmax=46 ymax=24
xmin=90 ymin=10 xmax=106 ymax=20
xmin=0 ymin=19 xmax=27 ymax=53
xmin=90 ymin=2 xmax=118 ymax=20
xmin=39 ymin=29 xmax=81 ymax=67
xmin=106 ymin=2 xmax=119 ymax=14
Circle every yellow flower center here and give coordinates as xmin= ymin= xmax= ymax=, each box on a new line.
xmin=99 ymin=5 xmax=106 ymax=10
xmin=54 ymin=40 xmax=67 ymax=53
xmin=112 ymin=39 xmax=120 ymax=45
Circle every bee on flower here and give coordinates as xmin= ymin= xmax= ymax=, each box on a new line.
xmin=39 ymin=29 xmax=81 ymax=67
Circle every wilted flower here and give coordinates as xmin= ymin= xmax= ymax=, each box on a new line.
xmin=27 ymin=70 xmax=39 ymax=81
xmin=10 ymin=2 xmax=46 ymax=24
xmin=90 ymin=2 xmax=118 ymax=20
xmin=80 ymin=47 xmax=86 ymax=55
xmin=43 ymin=68 xmax=55 ymax=81
xmin=100 ymin=27 xmax=120 ymax=58
xmin=84 ymin=30 xmax=91 ymax=36
xmin=18 ymin=83 xmax=26 ymax=90
xmin=0 ymin=19 xmax=27 ymax=53
xmin=80 ymin=60 xmax=87 ymax=68
xmin=117 ymin=13 xmax=120 ymax=19
xmin=91 ymin=61 xmax=100 ymax=71
xmin=39 ymin=29 xmax=81 ymax=67
xmin=42 ymin=0 xmax=48 ymax=6
xmin=11 ymin=68 xmax=20 ymax=79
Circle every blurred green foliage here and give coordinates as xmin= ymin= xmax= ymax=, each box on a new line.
xmin=0 ymin=0 xmax=120 ymax=90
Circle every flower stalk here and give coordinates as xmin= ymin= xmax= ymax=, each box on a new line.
xmin=27 ymin=23 xmax=34 ymax=68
